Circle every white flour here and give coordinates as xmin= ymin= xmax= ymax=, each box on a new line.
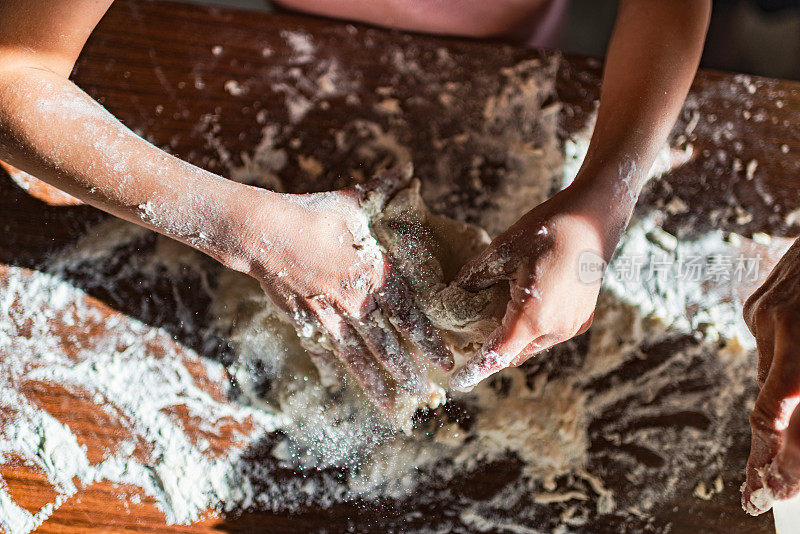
xmin=0 ymin=262 xmax=285 ymax=532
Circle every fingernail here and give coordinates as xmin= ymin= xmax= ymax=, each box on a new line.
xmin=448 ymin=363 xmax=486 ymax=392
xmin=448 ymin=372 xmax=477 ymax=392
xmin=449 ymin=350 xmax=513 ymax=392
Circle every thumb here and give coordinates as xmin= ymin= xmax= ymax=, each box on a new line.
xmin=354 ymin=163 xmax=414 ymax=205
xmin=453 ymin=243 xmax=517 ymax=292
xmin=449 ymin=300 xmax=536 ymax=391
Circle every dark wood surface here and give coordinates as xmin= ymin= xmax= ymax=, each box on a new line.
xmin=2 ymin=0 xmax=800 ymax=532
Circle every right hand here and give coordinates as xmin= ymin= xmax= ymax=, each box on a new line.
xmin=741 ymin=237 xmax=800 ymax=514
xmin=448 ymin=185 xmax=606 ymax=392
xmin=235 ymin=169 xmax=454 ymax=411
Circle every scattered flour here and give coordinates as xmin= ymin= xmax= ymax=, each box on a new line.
xmin=0 ymin=47 xmax=771 ymax=533
xmin=0 ymin=166 xmax=762 ymax=531
xmin=0 ymin=263 xmax=285 ymax=533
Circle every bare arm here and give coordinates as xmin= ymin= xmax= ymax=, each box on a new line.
xmin=0 ymin=0 xmax=265 ymax=269
xmin=0 ymin=0 xmax=453 ymax=412
xmin=571 ymin=0 xmax=711 ymax=240
xmin=451 ymin=0 xmax=712 ymax=390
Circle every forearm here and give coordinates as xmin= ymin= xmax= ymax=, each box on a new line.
xmin=571 ymin=0 xmax=711 ymax=230
xmin=0 ymin=66 xmax=271 ymax=272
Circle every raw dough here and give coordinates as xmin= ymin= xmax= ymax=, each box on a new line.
xmin=365 ymin=172 xmax=508 ymax=364
xmin=218 ymin=168 xmax=508 ymax=425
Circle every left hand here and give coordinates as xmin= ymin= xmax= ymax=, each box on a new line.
xmin=229 ymin=169 xmax=454 ymax=411
xmin=741 ymin=237 xmax=800 ymax=515
xmin=449 ymin=185 xmax=616 ymax=391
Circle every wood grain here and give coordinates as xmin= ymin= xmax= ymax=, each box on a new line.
xmin=2 ymin=0 xmax=799 ymax=532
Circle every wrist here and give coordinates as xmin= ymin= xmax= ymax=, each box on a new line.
xmin=572 ymin=157 xmax=641 ymax=200
xmin=185 ymin=180 xmax=281 ymax=275
xmin=569 ymin=161 xmax=641 ymax=220
xmin=559 ymin=181 xmax=632 ymax=260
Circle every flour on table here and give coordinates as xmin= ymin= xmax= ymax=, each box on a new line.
xmin=0 ymin=168 xmax=763 ymax=533
xmin=0 ymin=47 xmax=769 ymax=533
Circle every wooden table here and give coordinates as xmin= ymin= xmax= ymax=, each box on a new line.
xmin=1 ymin=0 xmax=799 ymax=532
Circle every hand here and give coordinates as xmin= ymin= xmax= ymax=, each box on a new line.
xmin=449 ymin=186 xmax=612 ymax=391
xmin=238 ymin=168 xmax=454 ymax=411
xmin=741 ymin=238 xmax=800 ymax=515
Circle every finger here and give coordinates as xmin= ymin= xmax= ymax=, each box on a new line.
xmin=347 ymin=309 xmax=430 ymax=397
xmin=744 ymin=297 xmax=776 ymax=387
xmin=267 ymin=292 xmax=352 ymax=391
xmin=512 ymin=313 xmax=597 ymax=369
xmin=448 ymin=325 xmax=527 ymax=392
xmin=743 ymin=400 xmax=781 ymax=515
xmin=308 ymin=299 xmax=398 ymax=411
xmin=261 ymin=285 xmax=331 ymax=348
xmin=759 ymin=313 xmax=800 ymax=501
xmin=743 ymin=292 xmax=764 ymax=334
xmin=453 ymin=244 xmax=517 ymax=292
xmin=375 ymin=263 xmax=454 ymax=371
xmin=449 ymin=299 xmax=538 ymax=392
xmin=508 ymin=310 xmax=593 ymax=368
xmin=259 ymin=282 xmax=305 ymax=320
xmin=336 ymin=328 xmax=398 ymax=412
xmin=454 ymin=223 xmax=553 ymax=292
xmin=509 ymin=333 xmax=562 ymax=367
xmin=743 ymin=314 xmax=800 ymax=515
xmin=766 ymin=404 xmax=800 ymax=501
xmin=353 ymin=163 xmax=414 ymax=203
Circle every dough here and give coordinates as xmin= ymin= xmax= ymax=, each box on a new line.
xmin=366 ymin=176 xmax=508 ymax=363
xmin=216 ymin=169 xmax=508 ymax=426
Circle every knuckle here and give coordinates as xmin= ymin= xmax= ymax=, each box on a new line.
xmin=334 ymin=283 xmax=374 ymax=319
xmin=750 ymin=401 xmax=781 ymax=437
xmin=743 ymin=294 xmax=759 ymax=327
xmin=517 ymin=306 xmax=547 ymax=335
xmin=756 ymin=373 xmax=768 ymax=389
xmin=744 ymin=301 xmax=772 ymax=336
xmin=529 ymin=320 xmax=548 ymax=336
xmin=549 ymin=332 xmax=570 ymax=346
